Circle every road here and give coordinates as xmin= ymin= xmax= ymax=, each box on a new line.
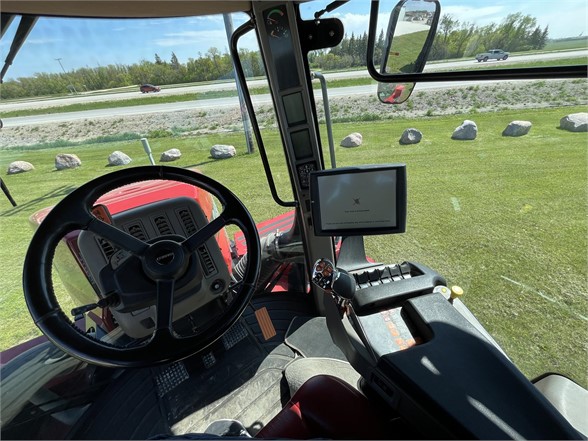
xmin=1 ymin=49 xmax=585 ymax=127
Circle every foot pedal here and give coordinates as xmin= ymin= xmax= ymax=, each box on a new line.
xmin=222 ymin=321 xmax=248 ymax=350
xmin=202 ymin=351 xmax=216 ymax=369
xmin=155 ymin=362 xmax=189 ymax=397
xmin=255 ymin=307 xmax=277 ymax=341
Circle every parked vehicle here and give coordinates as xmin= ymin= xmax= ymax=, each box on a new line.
xmin=140 ymin=83 xmax=161 ymax=93
xmin=1 ymin=0 xmax=586 ymax=439
xmin=476 ymin=49 xmax=509 ymax=62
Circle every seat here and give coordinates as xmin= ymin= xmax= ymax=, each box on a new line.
xmin=150 ymin=374 xmax=414 ymax=439
xmin=533 ymin=373 xmax=588 ymax=437
xmin=256 ymin=374 xmax=396 ymax=439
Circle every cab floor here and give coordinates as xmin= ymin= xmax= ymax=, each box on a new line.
xmin=68 ymin=291 xmax=318 ymax=439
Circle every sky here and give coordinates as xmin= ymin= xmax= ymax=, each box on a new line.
xmin=1 ymin=0 xmax=586 ymax=81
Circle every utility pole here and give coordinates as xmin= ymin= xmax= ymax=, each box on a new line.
xmin=55 ymin=57 xmax=77 ymax=94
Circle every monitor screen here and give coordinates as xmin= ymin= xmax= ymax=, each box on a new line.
xmin=310 ymin=164 xmax=406 ymax=236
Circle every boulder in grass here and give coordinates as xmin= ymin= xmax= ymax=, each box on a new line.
xmin=340 ymin=132 xmax=363 ymax=148
xmin=7 ymin=161 xmax=34 ymax=175
xmin=55 ymin=153 xmax=81 ymax=170
xmin=108 ymin=151 xmax=132 ymax=166
xmin=210 ymin=144 xmax=236 ymax=159
xmin=502 ymin=121 xmax=532 ymax=137
xmin=560 ymin=113 xmax=588 ymax=132
xmin=399 ymin=128 xmax=422 ymax=145
xmin=451 ymin=120 xmax=477 ymax=140
xmin=160 ymin=148 xmax=181 ymax=162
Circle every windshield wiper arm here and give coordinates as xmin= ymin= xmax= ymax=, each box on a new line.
xmin=314 ymin=1 xmax=348 ymax=20
xmin=1 ymin=15 xmax=38 ymax=83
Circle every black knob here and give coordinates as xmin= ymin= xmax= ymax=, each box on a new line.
xmin=312 ymin=258 xmax=356 ymax=300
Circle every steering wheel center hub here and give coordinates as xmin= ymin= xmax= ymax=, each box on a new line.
xmin=143 ymin=239 xmax=188 ymax=279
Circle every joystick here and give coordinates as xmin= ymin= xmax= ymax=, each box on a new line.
xmin=312 ymin=258 xmax=357 ymax=300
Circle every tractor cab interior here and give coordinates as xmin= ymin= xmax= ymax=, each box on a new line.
xmin=1 ymin=1 xmax=587 ymax=440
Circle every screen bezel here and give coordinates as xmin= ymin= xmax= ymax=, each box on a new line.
xmin=310 ymin=164 xmax=407 ymax=236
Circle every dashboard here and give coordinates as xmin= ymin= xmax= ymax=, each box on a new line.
xmin=77 ymin=197 xmax=231 ymax=339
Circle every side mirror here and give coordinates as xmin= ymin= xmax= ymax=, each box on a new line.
xmin=368 ymin=0 xmax=440 ymax=104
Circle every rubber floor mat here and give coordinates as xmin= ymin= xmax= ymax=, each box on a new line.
xmin=285 ymin=316 xmax=347 ymax=360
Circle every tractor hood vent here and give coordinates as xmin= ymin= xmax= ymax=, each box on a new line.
xmin=178 ymin=209 xmax=197 ymax=235
xmin=153 ymin=214 xmax=173 ymax=235
xmin=198 ymin=245 xmax=216 ymax=276
xmin=97 ymin=237 xmax=116 ymax=260
xmin=126 ymin=222 xmax=147 ymax=241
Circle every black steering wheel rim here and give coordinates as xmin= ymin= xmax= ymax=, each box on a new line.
xmin=23 ymin=166 xmax=261 ymax=368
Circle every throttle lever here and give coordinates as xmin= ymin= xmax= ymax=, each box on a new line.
xmin=312 ymin=258 xmax=356 ymax=300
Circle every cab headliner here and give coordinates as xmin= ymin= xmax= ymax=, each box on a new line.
xmin=0 ymin=1 xmax=252 ymax=18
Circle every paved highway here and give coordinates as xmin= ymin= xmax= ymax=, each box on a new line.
xmin=1 ymin=49 xmax=585 ymax=127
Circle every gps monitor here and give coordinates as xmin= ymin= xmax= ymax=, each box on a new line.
xmin=310 ymin=164 xmax=406 ymax=236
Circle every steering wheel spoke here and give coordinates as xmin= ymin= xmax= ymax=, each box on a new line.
xmin=182 ymin=214 xmax=227 ymax=253
xmin=154 ymin=279 xmax=175 ymax=332
xmin=88 ymin=217 xmax=149 ymax=255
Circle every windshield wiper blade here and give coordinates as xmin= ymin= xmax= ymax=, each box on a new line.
xmin=314 ymin=0 xmax=348 ymax=20
xmin=1 ymin=15 xmax=38 ymax=83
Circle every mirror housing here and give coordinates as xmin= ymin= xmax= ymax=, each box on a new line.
xmin=368 ymin=0 xmax=440 ymax=104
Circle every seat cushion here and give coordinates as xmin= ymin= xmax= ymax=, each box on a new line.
xmin=256 ymin=374 xmax=392 ymax=439
xmin=533 ymin=373 xmax=588 ymax=437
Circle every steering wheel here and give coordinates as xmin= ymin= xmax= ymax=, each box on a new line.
xmin=23 ymin=166 xmax=261 ymax=368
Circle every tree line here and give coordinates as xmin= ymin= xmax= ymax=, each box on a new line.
xmin=430 ymin=12 xmax=549 ymax=60
xmin=1 ymin=13 xmax=548 ymax=100
xmin=1 ymin=48 xmax=265 ymax=100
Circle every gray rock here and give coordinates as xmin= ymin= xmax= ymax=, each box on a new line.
xmin=340 ymin=132 xmax=363 ymax=148
xmin=108 ymin=151 xmax=132 ymax=166
xmin=502 ymin=120 xmax=532 ymax=137
xmin=560 ymin=113 xmax=588 ymax=132
xmin=160 ymin=148 xmax=181 ymax=162
xmin=7 ymin=161 xmax=34 ymax=175
xmin=210 ymin=144 xmax=236 ymax=159
xmin=55 ymin=153 xmax=81 ymax=170
xmin=452 ymin=120 xmax=478 ymax=140
xmin=399 ymin=128 xmax=422 ymax=145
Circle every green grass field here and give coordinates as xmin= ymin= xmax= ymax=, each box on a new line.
xmin=1 ymin=106 xmax=586 ymax=387
xmin=545 ymin=37 xmax=588 ymax=51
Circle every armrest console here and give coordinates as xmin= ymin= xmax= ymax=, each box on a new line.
xmin=362 ymin=294 xmax=582 ymax=439
xmin=351 ymin=261 xmax=445 ymax=313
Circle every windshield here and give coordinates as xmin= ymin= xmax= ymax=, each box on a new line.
xmin=1 ymin=0 xmax=586 ymax=408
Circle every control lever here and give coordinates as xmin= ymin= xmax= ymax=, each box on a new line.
xmin=312 ymin=258 xmax=356 ymax=300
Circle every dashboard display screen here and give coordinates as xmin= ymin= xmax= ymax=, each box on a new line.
xmin=290 ymin=129 xmax=313 ymax=160
xmin=310 ymin=164 xmax=406 ymax=236
xmin=283 ymin=92 xmax=306 ymax=126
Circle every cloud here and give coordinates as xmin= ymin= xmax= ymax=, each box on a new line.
xmin=154 ymin=29 xmax=228 ymax=47
xmin=23 ymin=38 xmax=63 ymax=45
xmin=330 ymin=12 xmax=392 ymax=37
xmin=442 ymin=5 xmax=506 ymax=23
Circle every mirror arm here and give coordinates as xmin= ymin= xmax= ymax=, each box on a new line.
xmin=369 ymin=64 xmax=588 ymax=83
xmin=365 ymin=0 xmax=380 ymax=81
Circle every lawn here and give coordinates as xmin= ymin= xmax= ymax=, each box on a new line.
xmin=1 ymin=106 xmax=586 ymax=388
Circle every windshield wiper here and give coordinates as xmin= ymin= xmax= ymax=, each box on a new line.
xmin=314 ymin=0 xmax=348 ymax=20
xmin=1 ymin=14 xmax=38 ymax=83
